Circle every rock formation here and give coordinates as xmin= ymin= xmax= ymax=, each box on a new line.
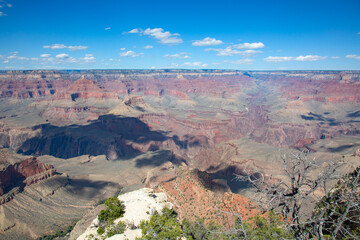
xmin=0 ymin=157 xmax=55 ymax=197
xmin=0 ymin=70 xmax=359 ymax=239
xmin=76 ymin=188 xmax=173 ymax=240
xmin=146 ymin=163 xmax=260 ymax=226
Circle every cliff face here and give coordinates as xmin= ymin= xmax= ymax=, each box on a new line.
xmin=0 ymin=70 xmax=359 ymax=239
xmin=0 ymin=70 xmax=253 ymax=100
xmin=0 ymin=70 xmax=359 ymax=168
xmin=0 ymin=157 xmax=56 ymax=203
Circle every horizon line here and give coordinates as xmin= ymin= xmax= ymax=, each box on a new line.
xmin=1 ymin=69 xmax=360 ymax=72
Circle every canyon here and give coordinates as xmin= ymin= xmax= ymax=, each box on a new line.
xmin=0 ymin=70 xmax=359 ymax=239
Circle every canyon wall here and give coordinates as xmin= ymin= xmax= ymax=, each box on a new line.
xmin=0 ymin=70 xmax=359 ymax=238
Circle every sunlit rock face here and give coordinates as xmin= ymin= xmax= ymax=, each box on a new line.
xmin=0 ymin=157 xmax=55 ymax=198
xmin=76 ymin=188 xmax=173 ymax=240
xmin=1 ymin=69 xmax=360 ymax=172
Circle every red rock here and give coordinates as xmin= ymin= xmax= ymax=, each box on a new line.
xmin=0 ymin=157 xmax=55 ymax=197
xmin=151 ymin=166 xmax=261 ymax=226
xmin=293 ymin=138 xmax=317 ymax=149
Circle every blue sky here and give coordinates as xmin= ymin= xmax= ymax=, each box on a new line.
xmin=0 ymin=0 xmax=359 ymax=70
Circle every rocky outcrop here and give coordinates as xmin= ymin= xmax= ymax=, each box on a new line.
xmin=76 ymin=188 xmax=173 ymax=240
xmin=0 ymin=157 xmax=56 ymax=203
xmin=39 ymin=106 xmax=107 ymax=125
xmin=55 ymin=77 xmax=117 ymax=101
xmin=150 ymin=166 xmax=260 ymax=226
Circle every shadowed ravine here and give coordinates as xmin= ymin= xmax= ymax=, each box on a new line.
xmin=17 ymin=115 xmax=195 ymax=160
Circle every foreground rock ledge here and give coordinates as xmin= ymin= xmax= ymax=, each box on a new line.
xmin=77 ymin=188 xmax=173 ymax=240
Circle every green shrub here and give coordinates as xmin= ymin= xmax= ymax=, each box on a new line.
xmin=138 ymin=207 xmax=182 ymax=240
xmin=106 ymin=221 xmax=126 ymax=238
xmin=244 ymin=211 xmax=293 ymax=240
xmin=182 ymin=218 xmax=220 ymax=240
xmin=97 ymin=226 xmax=105 ymax=235
xmin=182 ymin=212 xmax=293 ymax=240
xmin=98 ymin=197 xmax=125 ymax=223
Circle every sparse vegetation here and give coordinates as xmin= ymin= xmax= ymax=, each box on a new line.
xmin=182 ymin=212 xmax=293 ymax=240
xmin=106 ymin=221 xmax=126 ymax=238
xmin=234 ymin=151 xmax=360 ymax=239
xmin=96 ymin=226 xmax=105 ymax=235
xmin=241 ymin=212 xmax=293 ymax=240
xmin=182 ymin=218 xmax=220 ymax=240
xmin=95 ymin=196 xmax=125 ymax=238
xmin=311 ymin=167 xmax=360 ymax=239
xmin=134 ymin=153 xmax=359 ymax=240
xmin=138 ymin=207 xmax=182 ymax=240
xmin=37 ymin=221 xmax=77 ymax=240
xmin=137 ymin=208 xmax=293 ymax=240
xmin=98 ymin=197 xmax=125 ymax=223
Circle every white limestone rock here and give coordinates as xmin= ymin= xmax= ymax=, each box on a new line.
xmin=77 ymin=188 xmax=173 ymax=240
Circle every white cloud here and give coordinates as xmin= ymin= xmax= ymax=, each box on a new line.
xmin=192 ymin=37 xmax=223 ymax=46
xmin=225 ymin=59 xmax=254 ymax=65
xmin=68 ymin=45 xmax=88 ymax=51
xmin=144 ymin=45 xmax=153 ymax=49
xmin=206 ymin=47 xmax=261 ymax=57
xmin=1 ymin=51 xmax=98 ymax=66
xmin=330 ymin=56 xmax=340 ymax=59
xmin=109 ymin=58 xmax=121 ymax=62
xmin=346 ymin=54 xmax=360 ymax=60
xmin=66 ymin=57 xmax=77 ymax=63
xmin=56 ymin=53 xmax=69 ymax=58
xmin=43 ymin=44 xmax=88 ymax=51
xmin=120 ymin=50 xmax=143 ymax=57
xmin=164 ymin=52 xmax=190 ymax=59
xmin=168 ymin=63 xmax=180 ymax=68
xmin=0 ymin=1 xmax=12 ymax=16
xmin=264 ymin=56 xmax=293 ymax=62
xmin=264 ymin=55 xmax=328 ymax=62
xmin=233 ymin=42 xmax=265 ymax=49
xmin=358 ymin=32 xmax=360 ymax=35
xmin=120 ymin=48 xmax=126 ymax=51
xmin=241 ymin=50 xmax=262 ymax=56
xmin=128 ymin=28 xmax=140 ymax=33
xmin=205 ymin=47 xmax=242 ymax=56
xmin=43 ymin=44 xmax=67 ymax=50
xmin=83 ymin=54 xmax=96 ymax=62
xmin=5 ymin=52 xmax=34 ymax=61
xmin=294 ymin=55 xmax=327 ymax=61
xmin=183 ymin=62 xmax=208 ymax=67
xmin=128 ymin=28 xmax=183 ymax=45
xmin=105 ymin=27 xmax=111 ymax=30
